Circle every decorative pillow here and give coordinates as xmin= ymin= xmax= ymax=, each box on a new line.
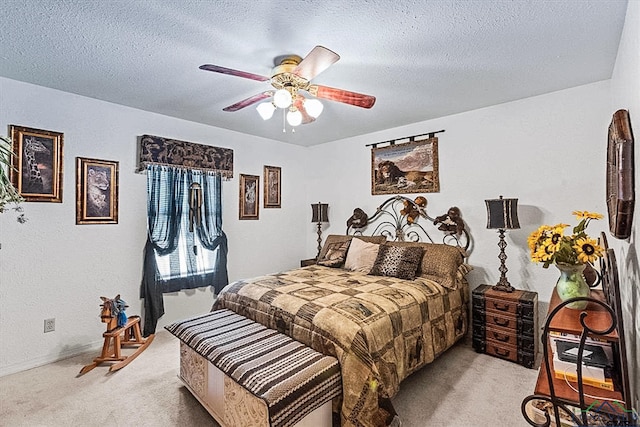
xmin=344 ymin=238 xmax=381 ymax=273
xmin=382 ymin=241 xmax=429 ymax=275
xmin=369 ymin=245 xmax=424 ymax=280
xmin=419 ymin=244 xmax=465 ymax=289
xmin=316 ymin=240 xmax=351 ymax=268
xmin=455 ymin=263 xmax=474 ymax=284
xmin=318 ymin=235 xmax=386 ymax=262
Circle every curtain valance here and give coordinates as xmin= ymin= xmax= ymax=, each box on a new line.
xmin=137 ymin=134 xmax=233 ymax=178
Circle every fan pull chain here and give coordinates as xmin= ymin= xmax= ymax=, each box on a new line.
xmin=282 ymin=108 xmax=286 ymax=133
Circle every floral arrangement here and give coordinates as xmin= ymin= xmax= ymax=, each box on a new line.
xmin=528 ymin=211 xmax=605 ymax=268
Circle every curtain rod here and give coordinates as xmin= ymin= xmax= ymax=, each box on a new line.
xmin=365 ymin=129 xmax=445 ymax=148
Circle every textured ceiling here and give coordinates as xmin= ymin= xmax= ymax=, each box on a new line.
xmin=0 ymin=1 xmax=628 ymax=147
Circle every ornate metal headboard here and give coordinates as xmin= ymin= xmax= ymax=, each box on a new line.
xmin=345 ymin=195 xmax=470 ymax=253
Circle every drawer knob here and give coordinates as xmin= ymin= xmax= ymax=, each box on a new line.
xmin=495 ymin=348 xmax=510 ymax=357
xmin=492 ymin=332 xmax=509 ymax=342
xmin=493 ymin=317 xmax=510 ymax=327
xmin=492 ymin=302 xmax=509 ymax=311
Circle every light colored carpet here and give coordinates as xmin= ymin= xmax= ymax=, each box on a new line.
xmin=0 ymin=331 xmax=537 ymax=426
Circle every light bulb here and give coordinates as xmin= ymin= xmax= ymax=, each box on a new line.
xmin=286 ymin=109 xmax=302 ymax=126
xmin=304 ymin=98 xmax=323 ymax=118
xmin=273 ymin=89 xmax=292 ymax=108
xmin=256 ymin=102 xmax=275 ymax=120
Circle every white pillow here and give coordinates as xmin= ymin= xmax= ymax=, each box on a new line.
xmin=344 ymin=238 xmax=381 ymax=273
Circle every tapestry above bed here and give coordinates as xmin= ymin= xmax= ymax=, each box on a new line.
xmin=137 ymin=134 xmax=234 ymax=177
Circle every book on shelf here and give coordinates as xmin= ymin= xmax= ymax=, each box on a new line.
xmin=555 ymin=340 xmax=612 ymax=368
xmin=553 ymin=369 xmax=614 ymax=391
xmin=549 ymin=331 xmax=614 ymax=361
xmin=552 ymin=355 xmax=608 ymax=381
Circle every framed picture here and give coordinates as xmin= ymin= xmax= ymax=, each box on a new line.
xmin=76 ymin=157 xmax=119 ymax=224
xmin=606 ymin=109 xmax=634 ymax=239
xmin=263 ymin=165 xmax=281 ymax=208
xmin=239 ymin=174 xmax=259 ymax=220
xmin=9 ymin=125 xmax=64 ymax=202
xmin=371 ymin=137 xmax=439 ymax=195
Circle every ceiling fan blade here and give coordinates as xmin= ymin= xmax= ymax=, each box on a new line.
xmin=293 ymin=46 xmax=340 ymax=81
xmin=307 ymin=84 xmax=376 ymax=109
xmin=293 ymin=95 xmax=316 ymax=125
xmin=223 ymin=91 xmax=273 ymax=112
xmin=199 ymin=64 xmax=270 ymax=82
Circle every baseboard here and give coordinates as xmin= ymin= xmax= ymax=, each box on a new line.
xmin=0 ymin=339 xmax=104 ymax=377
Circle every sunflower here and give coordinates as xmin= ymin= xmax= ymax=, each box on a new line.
xmin=529 ymin=225 xmax=551 ymax=249
xmin=545 ymin=224 xmax=568 ymax=253
xmin=534 ymin=244 xmax=554 ymax=263
xmin=527 ymin=229 xmax=543 ymax=251
xmin=574 ymin=237 xmax=604 ymax=264
xmin=572 ymin=211 xmax=604 ymax=221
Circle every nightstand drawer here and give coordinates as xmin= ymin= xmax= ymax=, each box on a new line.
xmin=485 ymin=340 xmax=535 ymax=368
xmin=473 ymin=323 xmax=536 ymax=353
xmin=485 ymin=340 xmax=518 ymax=361
xmin=486 ymin=326 xmax=518 ymax=347
xmin=485 ymin=311 xmax=517 ymax=330
xmin=485 ymin=296 xmax=520 ymax=315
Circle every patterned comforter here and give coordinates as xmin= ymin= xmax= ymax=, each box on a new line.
xmin=213 ymin=265 xmax=469 ymax=427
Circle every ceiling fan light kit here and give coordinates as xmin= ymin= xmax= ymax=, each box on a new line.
xmin=200 ymin=45 xmax=376 ymax=129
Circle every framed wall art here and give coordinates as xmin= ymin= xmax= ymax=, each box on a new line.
xmin=9 ymin=125 xmax=64 ymax=202
xmin=76 ymin=157 xmax=119 ymax=225
xmin=371 ymin=137 xmax=439 ymax=195
xmin=263 ymin=165 xmax=281 ymax=208
xmin=606 ymin=109 xmax=634 ymax=239
xmin=239 ymin=174 xmax=259 ymax=220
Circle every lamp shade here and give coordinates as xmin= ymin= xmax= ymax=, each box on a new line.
xmin=485 ymin=197 xmax=520 ymax=229
xmin=273 ymin=89 xmax=292 ymax=108
xmin=304 ymin=98 xmax=324 ymax=118
xmin=311 ymin=202 xmax=329 ymax=223
xmin=256 ymin=102 xmax=276 ymax=120
xmin=287 ymin=109 xmax=302 ymax=126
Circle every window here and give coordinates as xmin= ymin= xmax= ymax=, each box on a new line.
xmin=154 ymin=210 xmax=225 ymax=292
xmin=141 ymin=165 xmax=228 ymax=335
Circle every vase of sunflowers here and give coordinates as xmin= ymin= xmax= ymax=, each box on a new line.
xmin=528 ymin=211 xmax=605 ymax=310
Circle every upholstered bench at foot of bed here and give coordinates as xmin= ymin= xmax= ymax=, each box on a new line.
xmin=165 ymin=309 xmax=342 ymax=427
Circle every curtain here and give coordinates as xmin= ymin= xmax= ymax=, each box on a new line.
xmin=141 ymin=165 xmax=228 ymax=336
xmin=196 ymin=171 xmax=228 ymax=291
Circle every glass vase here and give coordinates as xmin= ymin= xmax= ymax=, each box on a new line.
xmin=555 ymin=263 xmax=590 ymax=310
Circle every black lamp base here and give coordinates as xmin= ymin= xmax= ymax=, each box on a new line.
xmin=492 ymin=278 xmax=515 ymax=293
xmin=492 ymin=228 xmax=515 ymax=293
xmin=315 ymin=222 xmax=323 ymax=259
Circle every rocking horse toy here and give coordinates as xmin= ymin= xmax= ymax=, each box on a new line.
xmin=79 ymin=295 xmax=154 ymax=375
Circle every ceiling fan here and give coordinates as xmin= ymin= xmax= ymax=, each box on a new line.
xmin=199 ymin=46 xmax=376 ymax=126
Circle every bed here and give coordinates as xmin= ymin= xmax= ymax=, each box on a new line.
xmin=211 ymin=195 xmax=473 ymax=427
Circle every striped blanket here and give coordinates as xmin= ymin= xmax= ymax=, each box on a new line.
xmin=213 ymin=265 xmax=469 ymax=427
xmin=166 ymin=309 xmax=341 ymax=427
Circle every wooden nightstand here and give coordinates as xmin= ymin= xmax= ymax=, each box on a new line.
xmin=300 ymin=258 xmax=317 ymax=267
xmin=472 ymin=284 xmax=538 ymax=368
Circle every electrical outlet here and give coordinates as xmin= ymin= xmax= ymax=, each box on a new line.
xmin=44 ymin=318 xmax=55 ymax=333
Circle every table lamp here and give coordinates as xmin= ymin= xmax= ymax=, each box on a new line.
xmin=311 ymin=202 xmax=329 ymax=259
xmin=485 ymin=196 xmax=520 ymax=293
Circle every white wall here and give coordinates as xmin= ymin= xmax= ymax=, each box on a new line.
xmin=0 ymin=77 xmax=309 ymax=376
xmin=306 ymin=81 xmax=612 ymax=305
xmin=610 ymin=0 xmax=640 ymax=412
